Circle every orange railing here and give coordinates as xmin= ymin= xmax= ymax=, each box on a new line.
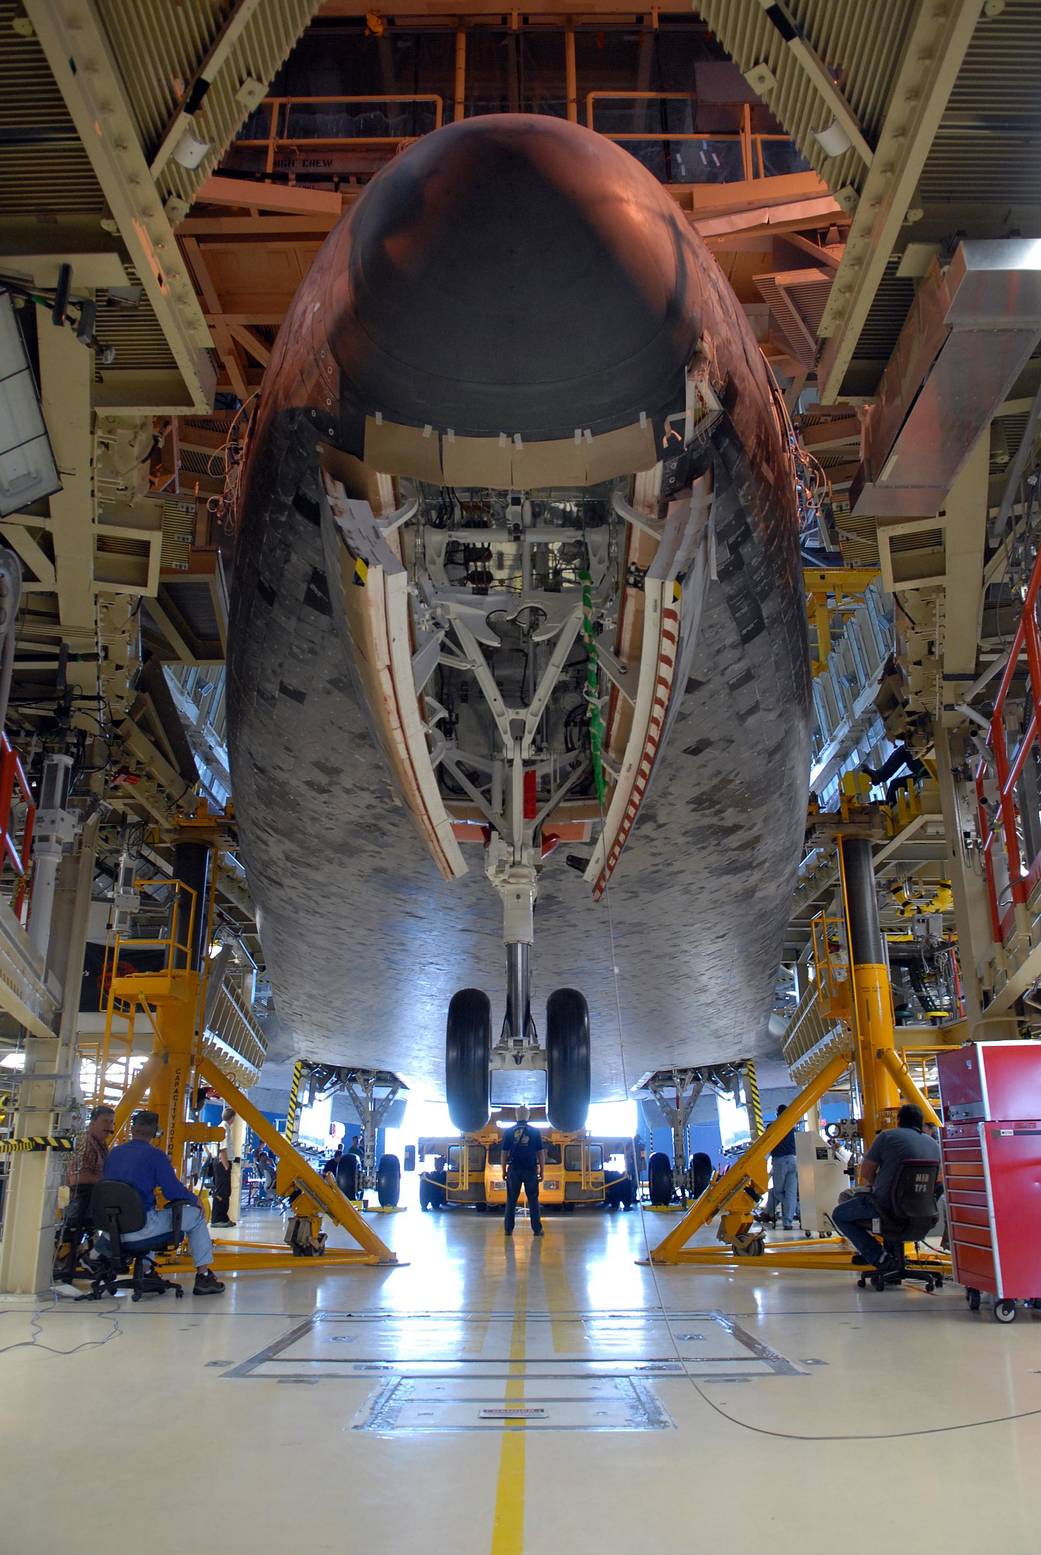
xmin=585 ymin=92 xmax=800 ymax=180
xmin=0 ymin=733 xmax=35 ymax=923
xmin=977 ymin=540 xmax=1041 ymax=942
xmin=237 ymin=94 xmax=445 ymax=174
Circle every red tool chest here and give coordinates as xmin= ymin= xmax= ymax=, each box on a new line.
xmin=938 ymin=1044 xmax=1041 ymax=1321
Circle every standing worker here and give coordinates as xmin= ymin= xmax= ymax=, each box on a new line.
xmin=501 ymin=1106 xmax=545 ymax=1237
xmin=765 ymin=1103 xmax=799 ymax=1231
xmin=211 ymin=1106 xmax=237 ymax=1227
xmin=53 ymin=1104 xmax=115 ymax=1286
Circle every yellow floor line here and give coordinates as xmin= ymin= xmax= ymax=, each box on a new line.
xmin=489 ymin=1254 xmax=529 ymax=1555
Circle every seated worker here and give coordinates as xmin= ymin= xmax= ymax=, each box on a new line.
xmin=103 ymin=1111 xmax=225 ymax=1295
xmin=831 ymin=1103 xmax=941 ymax=1269
xmin=501 ymin=1106 xmax=545 ymax=1237
xmin=54 ymin=1104 xmax=115 ymax=1283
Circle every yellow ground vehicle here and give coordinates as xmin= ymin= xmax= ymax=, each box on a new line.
xmin=416 ymin=1120 xmax=637 ymax=1212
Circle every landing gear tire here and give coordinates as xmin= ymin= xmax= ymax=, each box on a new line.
xmin=689 ymin=1153 xmax=713 ymax=1199
xmin=648 ymin=1152 xmax=674 ymax=1207
xmin=419 ymin=1174 xmax=446 ymax=1211
xmin=546 ymin=988 xmax=591 ymax=1133
xmin=336 ymin=1153 xmax=360 ymax=1201
xmin=377 ymin=1153 xmax=401 ymax=1208
xmin=446 ymin=988 xmax=491 ymax=1133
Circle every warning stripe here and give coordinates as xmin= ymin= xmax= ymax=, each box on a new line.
xmin=0 ymin=1136 xmax=75 ymax=1153
xmin=745 ymin=1061 xmax=763 ymax=1139
xmin=594 ymin=603 xmax=680 ymax=899
xmin=284 ymin=1060 xmax=303 ymax=1144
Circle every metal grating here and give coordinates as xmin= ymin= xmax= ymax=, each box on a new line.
xmin=694 ymin=0 xmax=916 ymax=197
xmin=0 ymin=0 xmax=108 ymax=215
xmin=918 ymin=0 xmax=1041 ymax=208
xmin=159 ymin=501 xmax=196 ymax=570
xmin=849 ymin=257 xmax=915 ymax=369
xmin=94 ymin=266 xmax=177 ymax=370
xmin=97 ymin=0 xmax=323 ymax=206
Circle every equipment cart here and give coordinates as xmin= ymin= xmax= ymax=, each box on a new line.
xmin=938 ymin=1043 xmax=1041 ymax=1322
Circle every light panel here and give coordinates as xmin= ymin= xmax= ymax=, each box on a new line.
xmin=0 ymin=291 xmax=61 ymax=519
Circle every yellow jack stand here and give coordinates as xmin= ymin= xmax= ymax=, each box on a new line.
xmin=647 ymin=820 xmax=950 ymax=1279
xmin=102 ymin=876 xmax=399 ymax=1273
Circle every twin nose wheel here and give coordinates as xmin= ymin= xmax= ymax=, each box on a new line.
xmin=445 ymin=985 xmax=591 ymax=1132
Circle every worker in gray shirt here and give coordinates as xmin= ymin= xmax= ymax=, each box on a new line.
xmin=832 ymin=1103 xmax=941 ymax=1268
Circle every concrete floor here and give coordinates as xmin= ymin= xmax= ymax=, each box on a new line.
xmin=3 ymin=1192 xmax=1041 ymax=1554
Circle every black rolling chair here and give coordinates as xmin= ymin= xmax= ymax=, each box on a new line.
xmin=80 ymin=1181 xmax=185 ymax=1302
xmin=856 ymin=1159 xmax=945 ymax=1295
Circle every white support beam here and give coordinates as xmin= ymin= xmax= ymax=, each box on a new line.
xmin=37 ymin=322 xmax=95 ymax=654
xmin=1 ymin=524 xmax=54 ymax=588
xmin=942 ymin=435 xmax=991 ymax=689
xmin=25 ymin=0 xmax=216 ymax=414
xmin=817 ymin=1 xmax=985 ymax=401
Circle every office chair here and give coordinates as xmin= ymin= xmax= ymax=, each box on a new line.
xmin=856 ymin=1158 xmax=945 ymax=1294
xmin=80 ymin=1181 xmax=185 ymax=1302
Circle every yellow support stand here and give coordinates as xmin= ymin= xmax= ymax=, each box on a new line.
xmin=648 ymin=807 xmax=951 ymax=1277
xmin=101 ymin=873 xmax=398 ymax=1273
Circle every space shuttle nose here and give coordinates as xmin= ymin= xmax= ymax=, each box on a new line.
xmin=331 ymin=113 xmax=703 ymax=443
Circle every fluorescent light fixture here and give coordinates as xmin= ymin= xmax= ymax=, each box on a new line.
xmin=171 ymin=127 xmax=212 ymax=170
xmin=812 ymin=118 xmax=852 ymax=159
xmin=0 ymin=292 xmax=61 ymax=519
xmin=1 ymin=1050 xmax=26 ymax=1069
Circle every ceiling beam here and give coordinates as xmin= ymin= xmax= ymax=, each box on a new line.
xmin=1 ymin=525 xmax=55 ymax=588
xmin=816 ymin=0 xmax=985 ymax=401
xmin=193 ymin=175 xmax=344 ymax=216
xmin=150 ymin=0 xmax=266 ymax=180
xmin=25 ymin=0 xmax=215 ymax=414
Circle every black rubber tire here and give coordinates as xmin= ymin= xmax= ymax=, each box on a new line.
xmin=377 ymin=1153 xmax=401 ymax=1208
xmin=339 ymin=1156 xmax=364 ymax=1200
xmin=994 ymin=1299 xmax=1017 ymax=1323
xmin=420 ymin=1173 xmax=446 ymax=1211
xmin=336 ymin=1153 xmax=360 ymax=1200
xmin=446 ymin=988 xmax=491 ymax=1133
xmin=967 ymin=1288 xmax=981 ymax=1311
xmin=546 ymin=987 xmax=591 ymax=1133
xmin=648 ymin=1151 xmax=674 ymax=1207
xmin=689 ymin=1152 xmax=713 ymax=1198
xmin=624 ymin=1142 xmax=641 ymax=1204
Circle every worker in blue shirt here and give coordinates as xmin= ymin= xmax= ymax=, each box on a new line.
xmin=103 ymin=1111 xmax=225 ymax=1295
xmin=766 ymin=1103 xmax=799 ymax=1231
xmin=501 ymin=1105 xmax=545 ymax=1237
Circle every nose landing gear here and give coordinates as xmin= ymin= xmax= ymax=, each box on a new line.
xmin=444 ymin=980 xmax=592 ymax=1134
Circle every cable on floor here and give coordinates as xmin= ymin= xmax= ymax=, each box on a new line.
xmin=0 ymin=1301 xmax=122 ymax=1357
xmin=594 ymin=790 xmax=1041 ymax=1445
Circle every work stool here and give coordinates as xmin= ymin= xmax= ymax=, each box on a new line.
xmin=78 ymin=1182 xmax=185 ymax=1303
xmin=856 ymin=1159 xmax=945 ymax=1295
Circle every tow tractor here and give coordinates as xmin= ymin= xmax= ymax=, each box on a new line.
xmin=415 ymin=1111 xmax=638 ymax=1212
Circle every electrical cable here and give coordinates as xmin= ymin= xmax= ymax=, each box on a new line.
xmin=591 ymin=663 xmax=1041 ymax=1445
xmin=0 ymin=1302 xmax=122 ymax=1357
